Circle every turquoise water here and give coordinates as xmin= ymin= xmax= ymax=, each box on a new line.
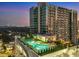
xmin=22 ymin=39 xmax=52 ymax=53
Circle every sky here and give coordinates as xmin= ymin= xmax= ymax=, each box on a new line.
xmin=0 ymin=2 xmax=79 ymax=26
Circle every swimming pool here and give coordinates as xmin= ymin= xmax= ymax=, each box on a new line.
xmin=21 ymin=39 xmax=53 ymax=54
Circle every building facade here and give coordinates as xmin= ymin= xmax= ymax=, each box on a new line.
xmin=30 ymin=7 xmax=38 ymax=33
xmin=30 ymin=2 xmax=78 ymax=44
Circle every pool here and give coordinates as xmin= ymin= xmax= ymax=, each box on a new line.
xmin=21 ymin=39 xmax=53 ymax=54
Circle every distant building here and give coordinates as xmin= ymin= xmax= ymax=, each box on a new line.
xmin=30 ymin=2 xmax=78 ymax=44
xmin=78 ymin=21 xmax=79 ymax=32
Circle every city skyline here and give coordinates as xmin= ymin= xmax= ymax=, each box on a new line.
xmin=0 ymin=2 xmax=79 ymax=26
xmin=0 ymin=2 xmax=79 ymax=57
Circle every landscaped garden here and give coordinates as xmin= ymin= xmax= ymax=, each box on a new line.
xmin=19 ymin=34 xmax=66 ymax=56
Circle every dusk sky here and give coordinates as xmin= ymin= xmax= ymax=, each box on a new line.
xmin=0 ymin=2 xmax=79 ymax=26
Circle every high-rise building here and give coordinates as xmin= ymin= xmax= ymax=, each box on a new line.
xmin=30 ymin=7 xmax=38 ymax=33
xmin=30 ymin=2 xmax=78 ymax=44
xmin=69 ymin=10 xmax=78 ymax=44
xmin=78 ymin=21 xmax=79 ymax=32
